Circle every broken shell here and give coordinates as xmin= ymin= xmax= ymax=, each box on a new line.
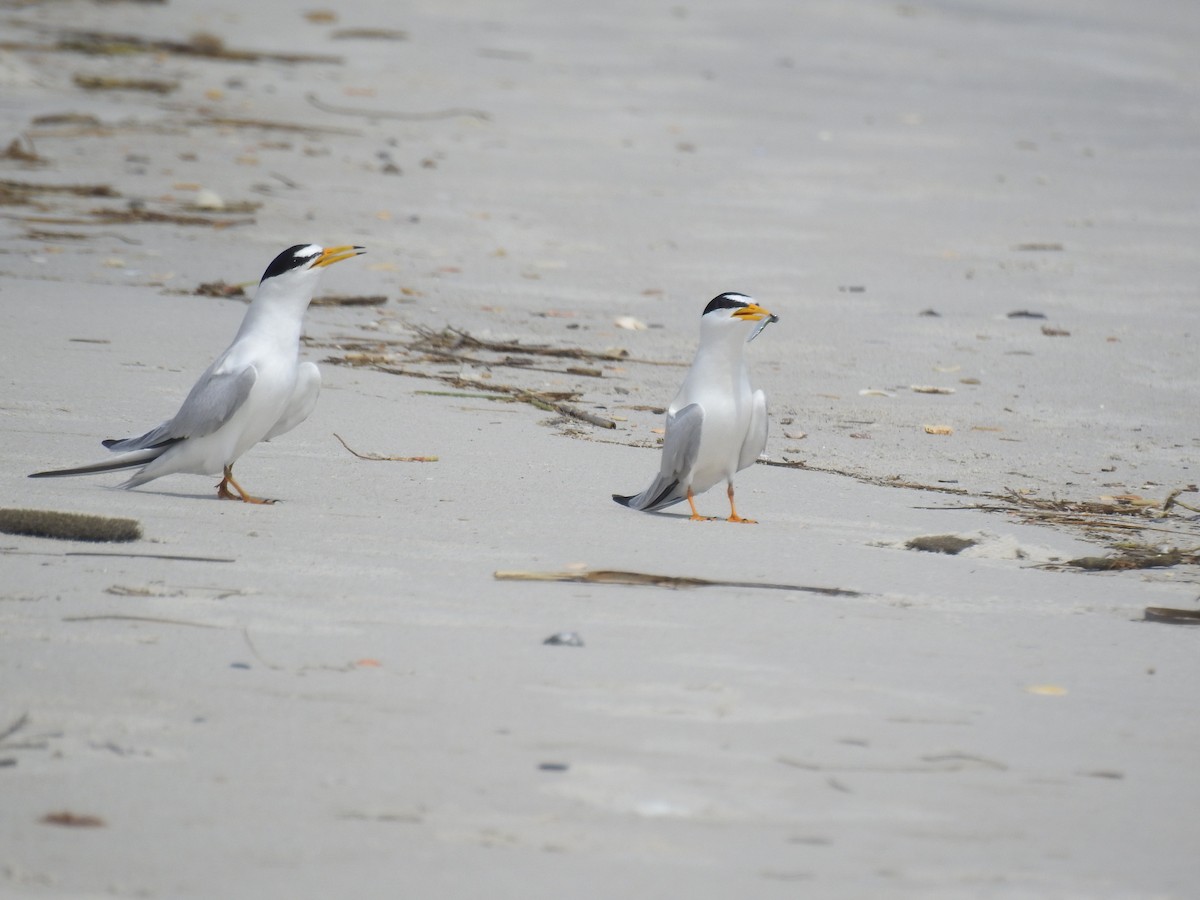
xmin=923 ymin=424 xmax=954 ymax=435
xmin=614 ymin=316 xmax=648 ymax=331
xmin=193 ymin=188 xmax=224 ymax=210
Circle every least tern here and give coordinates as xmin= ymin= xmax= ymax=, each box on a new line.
xmin=30 ymin=243 xmax=364 ymax=503
xmin=613 ymin=292 xmax=778 ymax=522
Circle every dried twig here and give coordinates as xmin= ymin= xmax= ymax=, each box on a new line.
xmin=62 ymin=614 xmax=220 ymax=628
xmin=0 ymin=713 xmax=30 ymax=746
xmin=191 ymin=116 xmax=360 ymax=136
xmin=64 ymin=552 xmax=234 ymax=562
xmin=513 ymin=390 xmax=615 ymax=429
xmin=494 ymin=569 xmax=861 ymax=597
xmin=306 ymin=92 xmax=490 ymax=121
xmin=333 ymin=433 xmax=437 ymax=462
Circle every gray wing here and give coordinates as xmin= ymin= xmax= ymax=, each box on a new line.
xmin=264 ymin=362 xmax=320 ymax=441
xmin=613 ymin=402 xmax=704 ymax=511
xmin=104 ymin=366 xmax=257 ymax=452
xmin=737 ymin=389 xmax=768 ymax=472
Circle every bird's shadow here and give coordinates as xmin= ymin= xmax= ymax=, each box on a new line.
xmin=107 ymin=485 xmax=282 ymax=504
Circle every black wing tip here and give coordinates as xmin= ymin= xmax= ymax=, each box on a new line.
xmin=612 ymin=493 xmax=634 ymax=507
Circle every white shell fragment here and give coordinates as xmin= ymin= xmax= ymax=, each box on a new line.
xmin=614 ymin=316 xmax=648 ymax=331
xmin=193 ymin=188 xmax=225 ymax=210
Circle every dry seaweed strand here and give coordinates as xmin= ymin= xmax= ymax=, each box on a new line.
xmin=62 ymin=614 xmax=220 ymax=628
xmin=305 ymin=92 xmax=490 ymax=121
xmin=87 ymin=208 xmax=254 ymax=228
xmin=758 ymin=457 xmax=973 ymax=496
xmin=0 ymin=179 xmax=118 ymax=199
xmin=190 ymin=115 xmax=361 ymax=136
xmin=495 ymin=568 xmax=861 ymax=597
xmin=329 ymin=354 xmax=618 ymax=430
xmin=0 ymin=713 xmax=30 ymax=747
xmin=47 ymin=29 xmax=342 ymax=64
xmin=73 ymin=73 xmax=178 ymax=93
xmin=333 ymin=433 xmax=437 ymax=462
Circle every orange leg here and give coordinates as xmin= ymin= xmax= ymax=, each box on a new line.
xmin=215 ymin=464 xmax=276 ymax=504
xmin=726 ymin=482 xmax=757 ymax=524
xmin=687 ymin=487 xmax=716 ymax=522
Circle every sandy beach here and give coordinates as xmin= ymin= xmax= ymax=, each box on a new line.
xmin=3 ymin=1 xmax=1200 ymax=897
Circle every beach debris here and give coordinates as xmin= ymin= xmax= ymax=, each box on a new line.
xmin=905 ymin=534 xmax=977 ymax=555
xmin=538 ymin=762 xmax=570 ymax=772
xmin=1144 ymin=606 xmax=1200 ymax=625
xmin=990 ymin=489 xmax=1198 ymax=528
xmin=0 ymin=713 xmax=33 ymax=767
xmin=192 ymin=115 xmax=360 ymax=136
xmin=64 ymin=551 xmax=234 ymax=563
xmin=1065 ymin=548 xmax=1198 ymax=571
xmin=495 ymin=569 xmax=861 ymax=597
xmin=1014 ymin=242 xmax=1064 ymax=252
xmin=614 ymin=315 xmax=648 ymax=331
xmin=333 ymin=433 xmax=438 ymax=462
xmin=30 ymin=112 xmax=102 ymax=128
xmin=63 ymin=614 xmax=220 ymax=629
xmin=190 ymin=188 xmax=224 ymax=210
xmin=1 ymin=137 xmax=46 ymax=165
xmin=72 ymin=73 xmax=178 ymax=93
xmin=923 ymin=424 xmax=954 ymax=435
xmin=48 ymin=28 xmax=342 ymax=65
xmin=515 ymin=390 xmax=616 ymax=428
xmin=1026 ymin=684 xmax=1068 ymax=696
xmin=0 ymin=179 xmax=117 ymax=203
xmin=41 ymin=812 xmax=106 ymax=828
xmin=838 ymin=285 xmax=866 ymax=293
xmin=310 ymin=294 xmax=388 ymax=307
xmin=331 ymin=28 xmax=409 ymax=41
xmin=195 ymin=280 xmax=246 ymax=298
xmin=1007 ymin=310 xmax=1046 ymax=319
xmin=543 ymin=631 xmax=584 ymax=647
xmin=911 ymin=385 xmax=955 ymax=395
xmin=918 ymin=308 xmax=940 ymax=316
xmin=0 ymin=508 xmax=141 ymax=542
xmin=758 ymin=457 xmax=972 ymax=495
xmin=858 ymin=389 xmax=893 ymax=397
xmin=406 ymin=324 xmax=636 ymax=365
xmin=1041 ymin=324 xmax=1071 ymax=337
xmin=305 ymin=92 xmax=490 ymax=121
xmin=83 ymin=207 xmax=255 ymax=228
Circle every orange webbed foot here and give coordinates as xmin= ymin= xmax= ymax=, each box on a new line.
xmin=216 ymin=465 xmax=277 ymax=504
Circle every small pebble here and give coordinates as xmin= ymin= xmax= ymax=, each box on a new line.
xmin=543 ymin=631 xmax=584 ymax=647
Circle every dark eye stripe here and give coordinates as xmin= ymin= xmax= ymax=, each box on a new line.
xmin=703 ymin=292 xmax=751 ymax=316
xmin=261 ymin=244 xmax=319 ymax=282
